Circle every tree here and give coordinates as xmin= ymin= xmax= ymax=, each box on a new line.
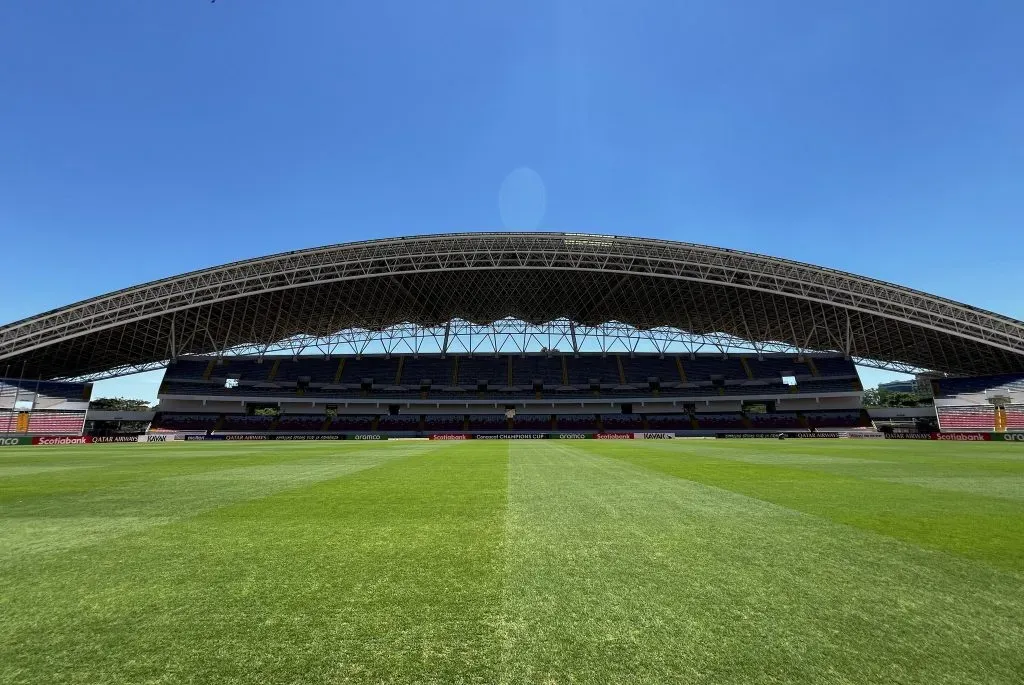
xmin=862 ymin=388 xmax=921 ymax=408
xmin=89 ymin=397 xmax=152 ymax=412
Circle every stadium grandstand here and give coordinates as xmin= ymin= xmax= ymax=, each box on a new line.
xmin=932 ymin=373 xmax=1024 ymax=432
xmin=1 ymin=233 xmax=1023 ymax=438
xmin=0 ymin=377 xmax=91 ymax=436
xmin=147 ymin=351 xmax=867 ymax=436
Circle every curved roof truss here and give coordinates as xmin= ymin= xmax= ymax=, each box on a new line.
xmin=1 ymin=233 xmax=1022 ymax=379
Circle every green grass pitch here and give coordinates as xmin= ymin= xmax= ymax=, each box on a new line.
xmin=2 ymin=439 xmax=1023 ymax=684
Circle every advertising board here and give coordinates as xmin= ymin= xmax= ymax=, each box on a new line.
xmin=32 ymin=436 xmax=93 ymax=445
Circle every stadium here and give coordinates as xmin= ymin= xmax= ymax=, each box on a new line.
xmin=3 ymin=232 xmax=1024 ymax=441
xmin=3 ymin=233 xmax=1024 ymax=683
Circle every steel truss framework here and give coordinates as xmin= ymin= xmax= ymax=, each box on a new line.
xmin=70 ymin=319 xmax=923 ymax=383
xmin=1 ymin=233 xmax=1022 ymax=380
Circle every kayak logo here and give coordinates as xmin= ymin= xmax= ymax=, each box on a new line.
xmin=635 ymin=432 xmax=675 ymax=440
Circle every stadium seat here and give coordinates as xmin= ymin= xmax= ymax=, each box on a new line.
xmin=329 ymin=415 xmax=376 ymax=431
xmin=512 ymin=356 xmax=564 ymax=386
xmin=693 ymin=413 xmax=746 ymax=429
xmin=554 ymin=414 xmax=599 ymax=431
xmin=151 ymin=413 xmax=220 ymax=431
xmin=601 ymin=414 xmax=643 ymax=430
xmin=808 ymin=357 xmax=859 ymax=378
xmin=0 ymin=410 xmax=87 ymax=435
xmin=467 ymin=414 xmax=506 ymax=430
xmin=399 ymin=357 xmax=454 ymax=386
xmin=936 ymin=405 xmax=996 ymax=431
xmin=456 ymin=356 xmax=506 ymax=386
xmin=424 ymin=414 xmax=464 ymax=431
xmin=276 ymin=414 xmax=328 ymax=432
xmin=377 ymin=414 xmax=419 ymax=431
xmin=1005 ymin=405 xmax=1024 ymax=430
xmin=644 ymin=413 xmax=692 ymax=430
xmin=0 ymin=379 xmax=91 ymax=404
xmin=934 ymin=374 xmax=1024 ymax=398
xmin=747 ymin=412 xmax=802 ymax=429
xmin=803 ymin=410 xmax=864 ymax=428
xmin=621 ymin=356 xmax=681 ymax=384
xmin=512 ymin=414 xmax=552 ymax=430
xmin=220 ymin=415 xmax=275 ymax=431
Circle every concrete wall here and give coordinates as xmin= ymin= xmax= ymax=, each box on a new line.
xmin=867 ymin=407 xmax=936 ymax=419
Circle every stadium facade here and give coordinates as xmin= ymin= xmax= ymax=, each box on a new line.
xmin=2 ymin=233 xmax=1023 ymax=438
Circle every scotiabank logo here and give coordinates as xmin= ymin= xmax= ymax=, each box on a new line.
xmin=430 ymin=434 xmax=467 ymax=440
xmin=33 ymin=436 xmax=91 ymax=446
xmin=933 ymin=433 xmax=991 ymax=441
xmin=595 ymin=433 xmax=632 ymax=440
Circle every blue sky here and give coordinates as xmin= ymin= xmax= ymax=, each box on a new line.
xmin=2 ymin=1 xmax=1022 ymax=402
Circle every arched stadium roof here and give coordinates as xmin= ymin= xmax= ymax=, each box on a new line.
xmin=2 ymin=232 xmax=1023 ymax=380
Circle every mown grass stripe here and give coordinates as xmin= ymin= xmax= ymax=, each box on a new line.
xmin=0 ymin=444 xmax=429 ymax=564
xmin=610 ymin=440 xmax=1024 ymax=573
xmin=501 ymin=440 xmax=1024 ymax=684
xmin=2 ymin=439 xmax=1023 ymax=684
